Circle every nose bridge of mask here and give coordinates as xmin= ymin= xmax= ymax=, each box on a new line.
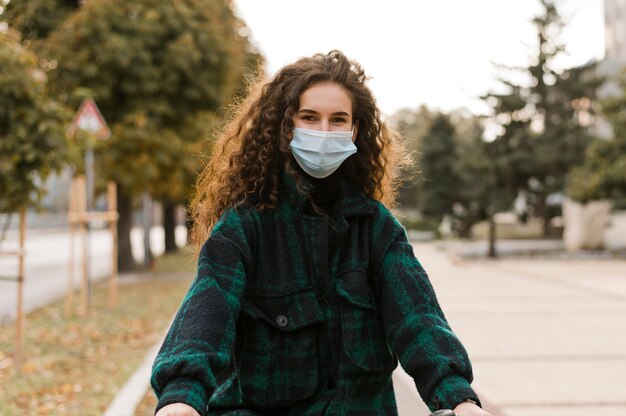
xmin=290 ymin=127 xmax=357 ymax=179
xmin=294 ymin=126 xmax=354 ymax=139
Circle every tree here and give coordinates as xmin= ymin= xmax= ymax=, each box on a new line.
xmin=3 ymin=0 xmax=79 ymax=46
xmin=387 ymin=106 xmax=437 ymax=209
xmin=43 ymin=0 xmax=260 ymax=270
xmin=419 ymin=114 xmax=461 ymax=223
xmin=449 ymin=113 xmax=491 ymax=238
xmin=388 ymin=107 xmax=490 ymax=238
xmin=0 ymin=28 xmax=68 ymax=214
xmin=484 ymin=0 xmax=603 ymax=237
xmin=567 ymin=70 xmax=626 ymax=207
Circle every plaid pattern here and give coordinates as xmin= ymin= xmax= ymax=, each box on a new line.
xmin=151 ymin=172 xmax=480 ymax=415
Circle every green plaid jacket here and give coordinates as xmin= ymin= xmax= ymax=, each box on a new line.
xmin=151 ymin=173 xmax=479 ymax=415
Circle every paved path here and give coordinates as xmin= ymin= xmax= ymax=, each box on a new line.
xmin=407 ymin=242 xmax=626 ymax=416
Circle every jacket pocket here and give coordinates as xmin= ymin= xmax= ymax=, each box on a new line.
xmin=336 ymin=270 xmax=396 ymax=373
xmin=238 ymin=288 xmax=324 ymax=406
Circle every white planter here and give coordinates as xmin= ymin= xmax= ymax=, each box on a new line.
xmin=604 ymin=210 xmax=626 ymax=249
xmin=562 ymin=199 xmax=612 ymax=251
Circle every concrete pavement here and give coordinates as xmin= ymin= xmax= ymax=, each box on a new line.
xmin=409 ymin=242 xmax=626 ymax=416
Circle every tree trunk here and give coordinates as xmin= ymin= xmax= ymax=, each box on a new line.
xmin=458 ymin=215 xmax=473 ymax=239
xmin=185 ymin=204 xmax=194 ymax=244
xmin=142 ymin=193 xmax=154 ymax=269
xmin=163 ymin=200 xmax=178 ymax=253
xmin=487 ymin=214 xmax=497 ymax=258
xmin=117 ymin=185 xmax=136 ymax=272
xmin=536 ymin=193 xmax=550 ymax=238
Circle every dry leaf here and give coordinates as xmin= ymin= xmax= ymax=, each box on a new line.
xmin=21 ymin=360 xmax=37 ymax=374
xmin=0 ymin=357 xmax=13 ymax=370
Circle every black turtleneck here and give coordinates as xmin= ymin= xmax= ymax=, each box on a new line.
xmin=294 ymin=163 xmax=342 ymax=216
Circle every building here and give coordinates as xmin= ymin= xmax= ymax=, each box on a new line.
xmin=595 ymin=0 xmax=626 ymax=137
xmin=604 ymin=0 xmax=626 ymax=64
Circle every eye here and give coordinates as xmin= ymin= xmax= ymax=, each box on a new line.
xmin=331 ymin=117 xmax=348 ymax=124
xmin=301 ymin=115 xmax=317 ymax=121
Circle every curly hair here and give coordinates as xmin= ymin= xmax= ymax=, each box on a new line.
xmin=189 ymin=50 xmax=410 ymax=248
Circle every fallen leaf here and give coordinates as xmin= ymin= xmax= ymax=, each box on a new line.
xmin=0 ymin=357 xmax=13 ymax=370
xmin=21 ymin=360 xmax=37 ymax=374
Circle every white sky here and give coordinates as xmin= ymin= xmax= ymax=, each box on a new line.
xmin=234 ymin=0 xmax=605 ymax=116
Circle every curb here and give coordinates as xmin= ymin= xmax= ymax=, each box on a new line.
xmin=103 ymin=337 xmax=163 ymax=416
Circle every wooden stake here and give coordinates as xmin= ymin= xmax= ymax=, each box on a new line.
xmin=66 ymin=179 xmax=78 ymax=317
xmin=108 ymin=182 xmax=118 ymax=309
xmin=15 ymin=206 xmax=26 ymax=371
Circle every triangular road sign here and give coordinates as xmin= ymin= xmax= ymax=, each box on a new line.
xmin=67 ymin=98 xmax=111 ymax=140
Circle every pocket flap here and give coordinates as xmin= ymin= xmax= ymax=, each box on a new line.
xmin=336 ymin=270 xmax=376 ymax=310
xmin=242 ymin=289 xmax=324 ymax=331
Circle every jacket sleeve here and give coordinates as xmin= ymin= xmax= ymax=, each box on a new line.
xmin=375 ymin=211 xmax=480 ymax=411
xmin=150 ymin=208 xmax=251 ymax=416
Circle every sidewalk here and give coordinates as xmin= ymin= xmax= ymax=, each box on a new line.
xmin=416 ymin=242 xmax=626 ymax=416
xmin=109 ymin=241 xmax=626 ymax=416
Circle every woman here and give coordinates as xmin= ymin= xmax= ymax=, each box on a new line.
xmin=151 ymin=50 xmax=490 ymax=416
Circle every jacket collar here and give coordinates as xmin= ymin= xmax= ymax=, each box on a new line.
xmin=280 ymin=170 xmax=373 ymax=218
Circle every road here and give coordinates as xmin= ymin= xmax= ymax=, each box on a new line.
xmin=0 ymin=225 xmax=186 ymax=323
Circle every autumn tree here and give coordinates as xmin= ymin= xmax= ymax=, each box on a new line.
xmin=0 ymin=28 xmax=68 ymax=215
xmin=2 ymin=0 xmax=79 ymax=46
xmin=44 ymin=0 xmax=261 ymax=270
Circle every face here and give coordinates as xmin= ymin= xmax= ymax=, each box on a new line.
xmin=292 ymin=82 xmax=357 ymax=141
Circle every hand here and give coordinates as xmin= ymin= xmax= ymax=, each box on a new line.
xmin=155 ymin=402 xmax=201 ymax=416
xmin=453 ymin=401 xmax=492 ymax=416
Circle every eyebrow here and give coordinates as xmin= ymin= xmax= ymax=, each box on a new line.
xmin=297 ymin=109 xmax=352 ymax=117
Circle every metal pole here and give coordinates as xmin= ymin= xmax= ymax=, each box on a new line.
xmin=66 ymin=179 xmax=77 ymax=317
xmin=85 ymin=139 xmax=94 ymax=308
xmin=78 ymin=176 xmax=88 ymax=315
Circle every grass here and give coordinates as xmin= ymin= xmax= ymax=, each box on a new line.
xmin=0 ymin=248 xmax=195 ymax=416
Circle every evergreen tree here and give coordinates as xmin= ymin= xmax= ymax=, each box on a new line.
xmin=419 ymin=114 xmax=461 ymax=223
xmin=387 ymin=106 xmax=437 ymax=209
xmin=388 ymin=107 xmax=490 ymax=238
xmin=450 ymin=113 xmax=490 ymax=238
xmin=484 ymin=0 xmax=602 ymax=236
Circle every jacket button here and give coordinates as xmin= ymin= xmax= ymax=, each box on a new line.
xmin=276 ymin=315 xmax=288 ymax=327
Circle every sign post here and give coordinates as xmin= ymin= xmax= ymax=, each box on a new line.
xmin=67 ymin=98 xmax=111 ymax=313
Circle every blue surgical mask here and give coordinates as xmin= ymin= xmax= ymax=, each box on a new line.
xmin=290 ymin=127 xmax=357 ymax=178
